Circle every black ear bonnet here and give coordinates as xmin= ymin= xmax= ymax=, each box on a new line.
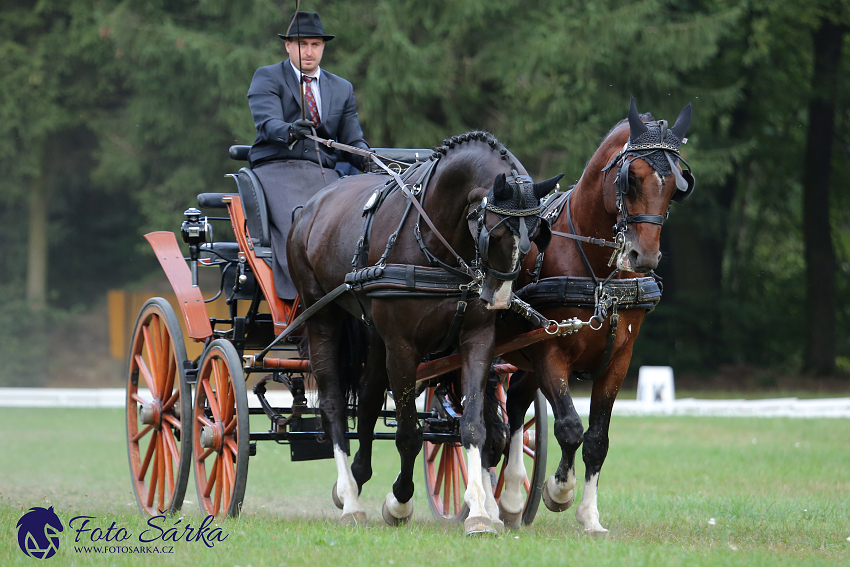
xmin=605 ymin=97 xmax=695 ymax=202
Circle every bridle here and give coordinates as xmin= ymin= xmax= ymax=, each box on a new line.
xmin=601 ymin=119 xmax=695 ymax=239
xmin=467 ymin=171 xmax=548 ymax=282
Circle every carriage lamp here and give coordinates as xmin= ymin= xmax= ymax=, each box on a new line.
xmin=181 ymin=208 xmax=212 ymax=287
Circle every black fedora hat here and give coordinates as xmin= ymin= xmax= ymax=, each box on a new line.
xmin=278 ymin=11 xmax=334 ymax=41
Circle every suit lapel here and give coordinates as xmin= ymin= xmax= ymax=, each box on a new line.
xmin=280 ymin=62 xmax=303 ymax=117
xmin=320 ymin=72 xmax=332 ymax=124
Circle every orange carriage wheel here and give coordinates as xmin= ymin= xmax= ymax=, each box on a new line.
xmin=192 ymin=339 xmax=250 ymax=518
xmin=422 ymin=381 xmax=548 ymax=525
xmin=126 ymin=298 xmax=193 ymax=516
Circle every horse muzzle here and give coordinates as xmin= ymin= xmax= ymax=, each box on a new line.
xmin=480 ymin=277 xmax=513 ymax=310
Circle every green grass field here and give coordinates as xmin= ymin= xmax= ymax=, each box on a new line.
xmin=1 ymin=407 xmax=848 ymax=566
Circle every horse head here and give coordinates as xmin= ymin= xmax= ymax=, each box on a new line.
xmin=473 ymin=171 xmax=563 ymax=308
xmin=602 ymin=96 xmax=694 ymax=273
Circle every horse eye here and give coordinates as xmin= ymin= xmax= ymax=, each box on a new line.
xmin=627 ymin=175 xmax=638 ymax=192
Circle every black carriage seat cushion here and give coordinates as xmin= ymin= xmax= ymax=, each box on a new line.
xmin=229 ymin=145 xmax=250 ymax=161
xmin=200 ymin=241 xmax=240 ymax=262
xmin=234 ymin=167 xmax=273 ymax=262
xmin=197 ymin=193 xmax=237 ymax=208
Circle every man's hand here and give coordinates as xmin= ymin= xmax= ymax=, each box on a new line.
xmin=290 ymin=119 xmax=315 ymax=141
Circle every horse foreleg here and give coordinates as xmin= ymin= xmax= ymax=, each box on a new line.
xmin=536 ymin=347 xmax=584 ymax=515
xmin=351 ymin=335 xmax=388 ymax=492
xmin=308 ymin=315 xmax=366 ymax=526
xmin=499 ymin=370 xmax=538 ymax=529
xmin=575 ymin=362 xmax=625 ymax=538
xmin=381 ymin=351 xmax=421 ymax=526
xmin=458 ymin=324 xmax=500 ymax=535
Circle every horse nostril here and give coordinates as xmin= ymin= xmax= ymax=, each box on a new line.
xmin=629 ymin=249 xmax=639 ymax=265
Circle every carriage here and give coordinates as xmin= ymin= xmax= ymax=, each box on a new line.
xmin=124 ymin=143 xmax=555 ymax=525
xmin=124 ymin=97 xmax=693 ymax=536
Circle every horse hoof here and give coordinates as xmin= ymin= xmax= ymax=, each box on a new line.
xmin=331 ymin=482 xmax=343 ymax=510
xmin=381 ymin=500 xmax=413 ymax=526
xmin=585 ymin=528 xmax=609 ymax=540
xmin=464 ymin=515 xmax=498 ymax=536
xmin=498 ymin=501 xmax=522 ymax=530
xmin=542 ymin=481 xmax=574 ymax=513
xmin=492 ymin=518 xmax=505 ymax=534
xmin=340 ymin=511 xmax=367 ymax=527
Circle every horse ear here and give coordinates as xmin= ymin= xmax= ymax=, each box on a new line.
xmin=628 ymin=95 xmax=648 ymax=140
xmin=533 ymin=173 xmax=564 ymax=200
xmin=670 ymin=103 xmax=692 ymax=141
xmin=493 ymin=173 xmax=511 ymax=201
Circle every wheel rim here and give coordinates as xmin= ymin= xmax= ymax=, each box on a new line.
xmin=126 ymin=299 xmax=191 ymax=516
xmin=423 ymin=379 xmax=546 ymax=524
xmin=193 ymin=340 xmax=249 ymax=517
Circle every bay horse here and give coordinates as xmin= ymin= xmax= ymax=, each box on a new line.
xmin=288 ymin=132 xmax=561 ymax=535
xmin=497 ymin=98 xmax=693 ymax=536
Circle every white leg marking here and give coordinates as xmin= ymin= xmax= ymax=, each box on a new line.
xmin=545 ymin=468 xmax=576 ymax=504
xmin=463 ymin=447 xmax=489 ymax=519
xmin=385 ymin=492 xmax=413 ymax=519
xmin=486 ymin=236 xmax=520 ymax=310
xmin=499 ymin=429 xmax=527 ymax=515
xmin=575 ymin=472 xmax=608 ymax=535
xmin=480 ymin=468 xmax=501 ymax=523
xmin=333 ymin=446 xmax=365 ymax=516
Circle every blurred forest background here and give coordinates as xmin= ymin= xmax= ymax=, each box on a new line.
xmin=1 ymin=0 xmax=848 ymax=387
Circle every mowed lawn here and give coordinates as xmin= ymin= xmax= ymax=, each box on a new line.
xmin=0 ymin=407 xmax=848 ymax=566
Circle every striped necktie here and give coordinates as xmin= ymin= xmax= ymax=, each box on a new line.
xmin=302 ymin=76 xmax=321 ymax=125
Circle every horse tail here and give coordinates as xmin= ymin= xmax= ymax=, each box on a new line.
xmin=337 ymin=315 xmax=370 ymax=409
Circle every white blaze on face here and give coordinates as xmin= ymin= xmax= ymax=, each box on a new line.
xmin=498 ymin=429 xmax=528 ymax=515
xmin=485 ymin=235 xmax=520 ymax=310
xmin=333 ymin=445 xmax=364 ymax=516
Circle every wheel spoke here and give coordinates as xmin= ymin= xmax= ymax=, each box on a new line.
xmin=197 ymin=447 xmax=214 ymax=462
xmin=131 ymin=392 xmax=149 ymax=407
xmin=523 ymin=445 xmax=535 ymax=458
xmin=224 ymin=437 xmax=239 ymax=456
xmin=141 ymin=326 xmax=161 ymax=398
xmin=203 ymin=456 xmax=218 ymax=498
xmin=222 ymin=417 xmax=237 ymax=437
xmin=162 ymin=425 xmax=180 ymax=467
xmin=455 ymin=445 xmax=468 ymax=485
xmin=452 ymin=448 xmax=461 ymax=514
xmin=163 ymin=430 xmax=175 ymax=501
xmin=132 ymin=424 xmax=154 ymax=443
xmin=161 ymin=390 xmax=179 ymax=412
xmin=425 ymin=441 xmax=440 ymax=463
xmin=221 ymin=447 xmax=233 ymax=513
xmin=196 ymin=414 xmax=215 ymax=429
xmin=146 ymin=432 xmax=160 ymax=508
xmin=157 ymin=431 xmax=166 ymax=511
xmin=213 ymin=454 xmax=224 ymax=516
xmin=139 ymin=432 xmax=157 ymax=481
xmin=433 ymin=446 xmax=446 ymax=496
xmin=494 ymin=460 xmax=507 ymax=498
xmin=202 ymin=379 xmax=222 ymax=423
xmin=162 ymin=413 xmax=182 ymax=431
xmin=441 ymin=446 xmax=451 ymax=514
xmin=523 ymin=416 xmax=537 ymax=431
xmin=135 ymin=355 xmax=158 ymax=400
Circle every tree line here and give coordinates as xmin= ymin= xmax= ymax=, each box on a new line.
xmin=0 ymin=0 xmax=848 ymax=384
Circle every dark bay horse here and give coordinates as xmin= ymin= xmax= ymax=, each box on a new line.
xmin=498 ymin=98 xmax=693 ymax=536
xmin=288 ymin=132 xmax=560 ymax=534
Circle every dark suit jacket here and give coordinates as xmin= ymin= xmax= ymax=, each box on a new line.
xmin=247 ymin=61 xmax=368 ymax=169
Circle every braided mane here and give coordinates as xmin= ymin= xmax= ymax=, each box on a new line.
xmin=430 ymin=131 xmax=511 ymax=162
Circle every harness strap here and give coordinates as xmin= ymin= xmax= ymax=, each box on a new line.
xmin=432 ymin=285 xmax=469 ymax=353
xmin=565 ymin=190 xmax=601 ymax=285
xmin=253 ymin=281 xmax=351 ymax=362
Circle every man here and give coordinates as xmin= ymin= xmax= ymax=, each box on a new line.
xmin=247 ymin=11 xmax=369 ymax=300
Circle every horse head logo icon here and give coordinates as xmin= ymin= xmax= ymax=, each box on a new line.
xmin=16 ymin=506 xmax=63 ymax=559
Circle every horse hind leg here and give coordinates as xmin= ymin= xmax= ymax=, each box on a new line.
xmin=498 ymin=370 xmax=537 ymax=530
xmin=350 ymin=334 xmax=388 ymax=493
xmin=308 ymin=311 xmax=367 ymax=526
xmin=381 ymin=352 xmax=421 ymax=526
